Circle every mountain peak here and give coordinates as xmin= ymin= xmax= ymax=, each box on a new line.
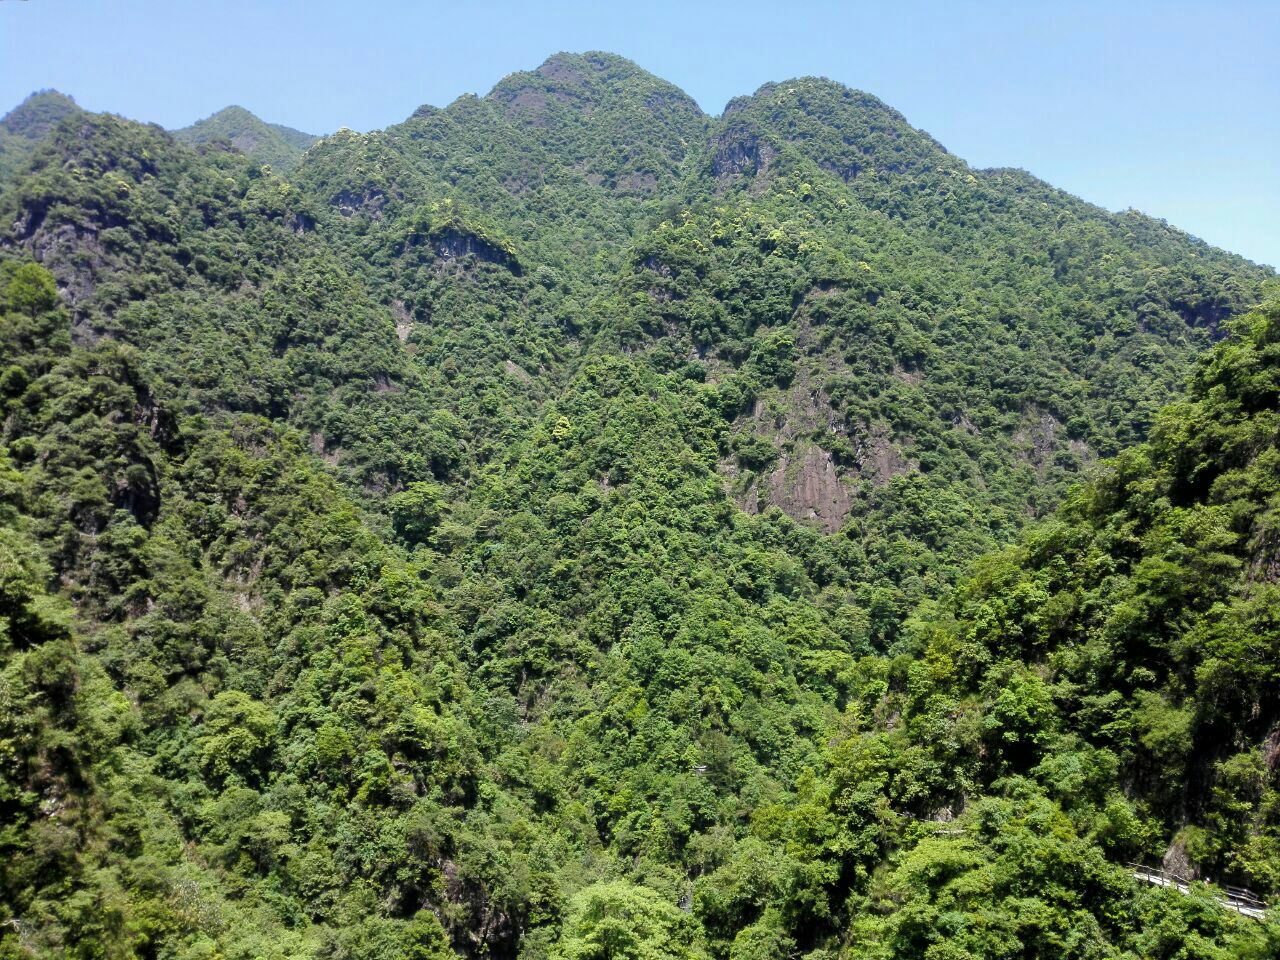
xmin=710 ymin=74 xmax=949 ymax=185
xmin=173 ymin=105 xmax=318 ymax=171
xmin=203 ymin=104 xmax=258 ymax=122
xmin=489 ymin=50 xmax=703 ymax=116
xmin=717 ymin=77 xmax=906 ymax=128
xmin=529 ymin=50 xmax=686 ymax=90
xmin=483 ymin=51 xmax=706 ymax=194
xmin=0 ymin=89 xmax=86 ymax=181
xmin=733 ymin=75 xmax=926 ymax=134
xmin=1 ymin=89 xmax=82 ymax=138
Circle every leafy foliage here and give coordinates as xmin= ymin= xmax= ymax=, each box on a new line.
xmin=0 ymin=91 xmax=83 ymax=183
xmin=173 ymin=105 xmax=318 ymax=172
xmin=0 ymin=52 xmax=1276 ymax=960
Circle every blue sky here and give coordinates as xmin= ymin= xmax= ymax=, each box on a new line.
xmin=3 ymin=0 xmax=1277 ymax=267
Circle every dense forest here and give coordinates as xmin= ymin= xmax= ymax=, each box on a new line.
xmin=0 ymin=51 xmax=1276 ymax=960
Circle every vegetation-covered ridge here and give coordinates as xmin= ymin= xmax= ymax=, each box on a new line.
xmin=0 ymin=90 xmax=83 ymax=182
xmin=173 ymin=105 xmax=319 ymax=172
xmin=0 ymin=51 xmax=1276 ymax=959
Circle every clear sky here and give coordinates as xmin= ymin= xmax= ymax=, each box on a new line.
xmin=3 ymin=0 xmax=1277 ymax=268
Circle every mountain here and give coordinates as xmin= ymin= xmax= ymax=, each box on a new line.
xmin=486 ymin=51 xmax=706 ymax=194
xmin=0 ymin=89 xmax=83 ymax=181
xmin=688 ymin=299 xmax=1280 ymax=958
xmin=0 ymin=52 xmax=1276 ymax=959
xmin=173 ymin=104 xmax=319 ymax=170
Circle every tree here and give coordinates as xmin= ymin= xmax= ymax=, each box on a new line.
xmin=388 ymin=480 xmax=445 ymax=546
xmin=195 ymin=690 xmax=277 ymax=787
xmin=551 ymin=882 xmax=707 ymax=960
xmin=4 ymin=262 xmax=58 ymax=318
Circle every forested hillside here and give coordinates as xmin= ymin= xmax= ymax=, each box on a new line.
xmin=0 ymin=51 xmax=1276 ymax=960
xmin=173 ymin=106 xmax=318 ymax=172
xmin=0 ymin=91 xmax=83 ymax=182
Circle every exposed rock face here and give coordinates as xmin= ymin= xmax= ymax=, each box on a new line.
xmin=821 ymin=157 xmax=863 ymax=182
xmin=536 ymin=57 xmax=586 ymax=87
xmin=720 ymin=365 xmax=916 ymax=532
xmin=503 ymin=359 xmax=534 ymax=383
xmin=766 ymin=444 xmax=850 ymax=533
xmin=288 ymin=211 xmax=315 ymax=234
xmin=1265 ymin=727 xmax=1280 ymax=772
xmin=1012 ymin=410 xmax=1092 ymax=479
xmin=391 ymin=300 xmax=415 ymax=342
xmin=1172 ymin=296 xmax=1233 ymax=337
xmin=855 ymin=429 xmax=912 ymax=485
xmin=1162 ymin=837 xmax=1199 ymax=881
xmin=11 ymin=198 xmax=110 ymax=308
xmin=331 ymin=187 xmax=387 ymax=219
xmin=32 ymin=223 xmax=106 ymax=305
xmin=502 ymin=88 xmax=556 ymax=125
xmin=1248 ymin=527 xmax=1280 ymax=585
xmin=429 ymin=227 xmax=521 ymax=275
xmin=616 ymin=171 xmax=658 ymax=194
xmin=229 ymin=130 xmax=265 ymax=155
xmin=391 ymin=221 xmax=522 ymax=276
xmin=711 ymin=123 xmax=775 ymax=182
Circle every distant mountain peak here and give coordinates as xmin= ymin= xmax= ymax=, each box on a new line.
xmin=489 ymin=50 xmax=703 ymax=117
xmin=708 ymin=73 xmax=950 ymax=187
xmin=1 ymin=89 xmax=82 ymax=138
xmin=483 ymin=51 xmax=706 ymax=195
xmin=0 ymin=89 xmax=86 ymax=181
xmin=735 ymin=75 xmax=928 ymax=134
xmin=203 ymin=104 xmax=258 ymax=122
xmin=173 ymin=105 xmax=318 ymax=171
xmin=532 ymin=50 xmax=687 ymax=85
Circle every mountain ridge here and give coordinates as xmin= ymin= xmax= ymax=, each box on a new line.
xmin=0 ymin=89 xmax=84 ymax=181
xmin=173 ymin=103 xmax=319 ymax=171
xmin=0 ymin=50 xmax=1277 ymax=960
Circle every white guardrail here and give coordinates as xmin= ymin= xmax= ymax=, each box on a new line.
xmin=1128 ymin=863 xmax=1269 ymax=920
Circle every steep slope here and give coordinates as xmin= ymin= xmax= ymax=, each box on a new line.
xmin=914 ymin=301 xmax=1280 ymax=884
xmin=0 ymin=267 xmax=473 ymax=957
xmin=293 ymin=52 xmax=705 ymax=279
xmin=281 ymin=53 xmax=713 ymax=467
xmin=0 ymin=110 xmax=472 ymax=492
xmin=0 ymin=54 xmax=1277 ymax=960
xmin=593 ymin=76 xmax=1270 ymax=642
xmin=687 ymin=301 xmax=1280 ymax=959
xmin=487 ymin=51 xmax=706 ymax=196
xmin=0 ymin=259 xmax=862 ymax=959
xmin=174 ymin=104 xmax=318 ymax=171
xmin=0 ymin=90 xmax=83 ymax=182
